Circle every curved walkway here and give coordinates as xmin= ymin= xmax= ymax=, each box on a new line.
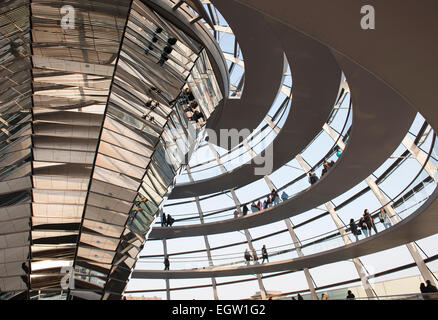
xmin=133 ymin=185 xmax=438 ymax=279
xmin=169 ymin=16 xmax=342 ymax=199
xmin=151 ymin=55 xmax=416 ymax=239
xmin=204 ymin=0 xmax=284 ymax=138
xmin=234 ymin=0 xmax=438 ymax=132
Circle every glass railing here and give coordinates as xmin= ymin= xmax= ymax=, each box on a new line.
xmin=138 ymin=127 xmax=437 ymax=271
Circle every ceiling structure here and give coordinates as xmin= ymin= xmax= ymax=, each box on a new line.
xmin=1 ymin=0 xmax=437 ymax=300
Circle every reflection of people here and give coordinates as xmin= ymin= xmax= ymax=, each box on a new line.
xmin=185 ymin=88 xmax=195 ymax=102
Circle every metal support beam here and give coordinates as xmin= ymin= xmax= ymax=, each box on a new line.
xmin=207 ymin=143 xmax=268 ymax=300
xmin=162 ymin=239 xmax=170 ymax=300
xmin=262 ymin=173 xmax=318 ymax=300
xmin=365 ymin=176 xmax=437 ymax=286
xmin=187 ymin=167 xmax=219 ymax=300
xmin=284 ymin=218 xmax=319 ymax=300
xmin=402 ymin=136 xmax=438 ymax=183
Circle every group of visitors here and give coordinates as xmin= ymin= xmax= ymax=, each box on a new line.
xmin=141 ymin=99 xmax=160 ymax=122
xmin=308 ymin=158 xmax=337 ymax=185
xmin=235 ymin=190 xmax=290 ymax=218
xmin=349 ymin=208 xmax=392 ymax=241
xmin=183 ymin=88 xmax=205 ymax=124
xmin=244 ymin=245 xmax=269 ymax=265
xmin=290 ymin=293 xmax=304 ymax=300
xmin=321 ymin=160 xmax=335 ymax=177
xmin=161 ymin=212 xmax=175 ymax=227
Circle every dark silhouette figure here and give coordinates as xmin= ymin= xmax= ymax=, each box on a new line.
xmin=262 ymin=245 xmax=269 ymax=263
xmin=350 ymin=218 xmax=359 ymax=241
xmin=297 ymin=293 xmax=304 ymax=300
xmin=424 ymin=280 xmax=438 ymax=300
xmin=420 ymin=282 xmax=428 ymax=299
xmin=164 ymin=256 xmax=170 ymax=270
xmin=346 ymin=290 xmax=355 ymax=300
xmin=242 ymin=204 xmax=249 ymax=216
xmin=309 ymin=172 xmax=319 ymax=185
xmin=167 ymin=214 xmax=175 ymax=227
xmin=161 ymin=212 xmax=167 ymax=227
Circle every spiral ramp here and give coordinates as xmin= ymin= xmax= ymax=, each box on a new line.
xmin=1 ymin=0 xmax=438 ymax=300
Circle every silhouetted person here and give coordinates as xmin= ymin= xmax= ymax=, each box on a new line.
xmin=309 ymin=172 xmax=319 ymax=185
xmin=359 ymin=217 xmax=368 ymax=237
xmin=167 ymin=214 xmax=175 ymax=227
xmin=262 ymin=245 xmax=269 ymax=263
xmin=346 ymin=290 xmax=355 ymax=300
xmin=242 ymin=204 xmax=249 ymax=216
xmin=244 ymin=249 xmax=251 ymax=266
xmin=161 ymin=212 xmax=167 ymax=227
xmin=364 ymin=209 xmax=377 ymax=235
xmin=426 ymin=280 xmax=438 ymax=292
xmin=164 ymin=256 xmax=170 ymax=270
xmin=297 ymin=293 xmax=304 ymax=300
xmin=425 ymin=280 xmax=438 ymax=299
xmin=350 ymin=218 xmax=359 ymax=241
xmin=420 ymin=282 xmax=428 ymax=299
